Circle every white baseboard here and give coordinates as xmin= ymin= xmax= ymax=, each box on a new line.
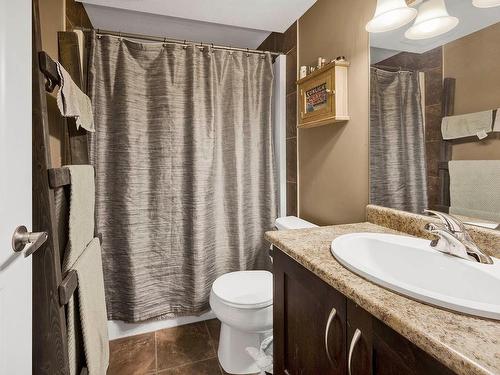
xmin=108 ymin=310 xmax=216 ymax=340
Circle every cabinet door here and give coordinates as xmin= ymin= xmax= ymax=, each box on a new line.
xmin=274 ymin=249 xmax=347 ymax=375
xmin=347 ymin=300 xmax=373 ymax=375
xmin=347 ymin=301 xmax=455 ymax=375
xmin=371 ymin=319 xmax=455 ymax=375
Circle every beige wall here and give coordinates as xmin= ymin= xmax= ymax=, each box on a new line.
xmin=444 ymin=22 xmax=500 ymax=160
xmin=297 ymin=0 xmax=374 ymax=225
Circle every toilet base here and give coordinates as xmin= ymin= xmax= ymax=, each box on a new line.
xmin=217 ymin=323 xmax=270 ymax=374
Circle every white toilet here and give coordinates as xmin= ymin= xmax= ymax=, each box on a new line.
xmin=210 ymin=216 xmax=317 ymax=374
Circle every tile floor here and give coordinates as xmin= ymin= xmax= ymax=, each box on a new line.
xmin=107 ymin=319 xmax=255 ymax=375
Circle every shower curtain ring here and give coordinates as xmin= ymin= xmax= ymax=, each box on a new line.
xmin=246 ymin=48 xmax=250 ymax=57
xmin=97 ymin=28 xmax=102 ymax=39
xmin=163 ymin=37 xmax=167 ymax=47
xmin=200 ymin=42 xmax=204 ymax=51
xmin=183 ymin=40 xmax=187 ymax=49
xmin=118 ymin=31 xmax=123 ymax=40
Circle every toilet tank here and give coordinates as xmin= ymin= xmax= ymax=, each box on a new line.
xmin=275 ymin=216 xmax=318 ymax=231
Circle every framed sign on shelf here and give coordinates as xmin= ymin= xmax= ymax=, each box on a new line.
xmin=297 ymin=61 xmax=350 ymax=129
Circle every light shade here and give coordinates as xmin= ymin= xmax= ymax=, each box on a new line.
xmin=366 ymin=0 xmax=418 ymax=33
xmin=472 ymin=0 xmax=500 ymax=7
xmin=405 ymin=0 xmax=459 ymax=40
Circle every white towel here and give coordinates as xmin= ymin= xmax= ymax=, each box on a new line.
xmin=494 ymin=109 xmax=500 ymax=132
xmin=62 ymin=165 xmax=109 ymax=375
xmin=56 ymin=61 xmax=95 ymax=132
xmin=441 ymin=110 xmax=493 ymax=140
xmin=449 ymin=160 xmax=500 ymax=222
xmin=72 ymin=238 xmax=109 ymax=375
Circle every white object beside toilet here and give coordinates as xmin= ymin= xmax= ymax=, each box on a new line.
xmin=210 ymin=216 xmax=317 ymax=374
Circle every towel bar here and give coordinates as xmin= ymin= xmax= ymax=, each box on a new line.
xmin=48 ymin=167 xmax=71 ymax=188
xmin=38 ymin=51 xmax=60 ymax=92
xmin=59 ymin=270 xmax=78 ymax=306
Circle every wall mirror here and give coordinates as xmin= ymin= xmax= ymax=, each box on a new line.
xmin=369 ymin=0 xmax=500 ymax=230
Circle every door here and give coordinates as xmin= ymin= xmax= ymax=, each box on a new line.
xmin=0 ymin=1 xmax=33 ymax=374
xmin=274 ymin=249 xmax=347 ymax=375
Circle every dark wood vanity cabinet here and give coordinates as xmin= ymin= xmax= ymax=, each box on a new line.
xmin=274 ymin=249 xmax=455 ymax=375
xmin=274 ymin=249 xmax=347 ymax=375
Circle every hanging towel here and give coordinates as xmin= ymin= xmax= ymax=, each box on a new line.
xmin=56 ymin=61 xmax=95 ymax=132
xmin=441 ymin=110 xmax=493 ymax=140
xmin=71 ymin=237 xmax=109 ymax=375
xmin=62 ymin=165 xmax=109 ymax=375
xmin=449 ymin=160 xmax=500 ymax=223
xmin=494 ymin=109 xmax=500 ymax=132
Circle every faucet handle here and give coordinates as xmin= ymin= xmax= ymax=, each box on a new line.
xmin=424 ymin=209 xmax=467 ymax=234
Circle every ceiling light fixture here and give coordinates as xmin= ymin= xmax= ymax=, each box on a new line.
xmin=366 ymin=0 xmax=418 ymax=33
xmin=405 ymin=0 xmax=459 ymax=40
xmin=472 ymin=0 xmax=500 ymax=7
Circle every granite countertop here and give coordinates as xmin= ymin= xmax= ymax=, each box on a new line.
xmin=265 ymin=222 xmax=500 ymax=375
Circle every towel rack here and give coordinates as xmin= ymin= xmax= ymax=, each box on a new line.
xmin=33 ymin=0 xmax=100 ymax=373
xmin=39 ymin=51 xmax=60 ymax=92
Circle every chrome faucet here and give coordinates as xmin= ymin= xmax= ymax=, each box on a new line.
xmin=423 ymin=210 xmax=494 ymax=264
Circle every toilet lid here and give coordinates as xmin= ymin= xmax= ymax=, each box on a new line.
xmin=212 ymin=271 xmax=273 ymax=309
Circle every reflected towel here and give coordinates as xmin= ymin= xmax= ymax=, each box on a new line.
xmin=441 ymin=110 xmax=493 ymax=140
xmin=449 ymin=160 xmax=500 ymax=222
xmin=494 ymin=109 xmax=500 ymax=131
xmin=56 ymin=61 xmax=95 ymax=132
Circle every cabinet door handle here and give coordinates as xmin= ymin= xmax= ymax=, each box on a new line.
xmin=348 ymin=328 xmax=362 ymax=375
xmin=324 ymin=307 xmax=337 ymax=366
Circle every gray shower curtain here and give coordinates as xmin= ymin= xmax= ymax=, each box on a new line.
xmin=370 ymin=68 xmax=428 ymax=214
xmin=88 ymin=34 xmax=277 ymax=322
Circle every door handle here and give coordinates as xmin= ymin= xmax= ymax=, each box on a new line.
xmin=324 ymin=307 xmax=337 ymax=366
xmin=348 ymin=328 xmax=362 ymax=375
xmin=12 ymin=226 xmax=48 ymax=257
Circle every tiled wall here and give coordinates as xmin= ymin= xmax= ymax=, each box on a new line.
xmin=373 ymin=47 xmax=443 ymax=209
xmin=107 ymin=319 xmax=235 ymax=375
xmin=258 ymin=22 xmax=298 ymax=216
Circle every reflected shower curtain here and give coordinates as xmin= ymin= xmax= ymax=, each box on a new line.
xmin=88 ymin=34 xmax=277 ymax=322
xmin=370 ymin=68 xmax=428 ymax=214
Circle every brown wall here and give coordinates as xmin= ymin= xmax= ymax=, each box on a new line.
xmin=258 ymin=22 xmax=299 ymax=216
xmin=444 ymin=22 xmax=500 ymax=160
xmin=297 ymin=0 xmax=374 ymax=225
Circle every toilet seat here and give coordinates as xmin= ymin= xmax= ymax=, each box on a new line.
xmin=211 ymin=270 xmax=272 ymax=309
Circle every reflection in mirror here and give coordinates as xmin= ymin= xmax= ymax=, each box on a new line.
xmin=368 ymin=1 xmax=500 ymax=230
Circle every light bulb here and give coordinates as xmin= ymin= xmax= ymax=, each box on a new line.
xmin=472 ymin=0 xmax=500 ymax=7
xmin=366 ymin=0 xmax=418 ymax=33
xmin=405 ymin=0 xmax=459 ymax=40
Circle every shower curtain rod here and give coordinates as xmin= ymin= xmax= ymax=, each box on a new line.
xmin=77 ymin=27 xmax=282 ymax=57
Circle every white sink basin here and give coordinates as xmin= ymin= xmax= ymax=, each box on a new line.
xmin=331 ymin=233 xmax=500 ymax=320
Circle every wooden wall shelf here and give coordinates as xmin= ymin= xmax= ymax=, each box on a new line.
xmin=297 ymin=60 xmax=350 ymax=129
